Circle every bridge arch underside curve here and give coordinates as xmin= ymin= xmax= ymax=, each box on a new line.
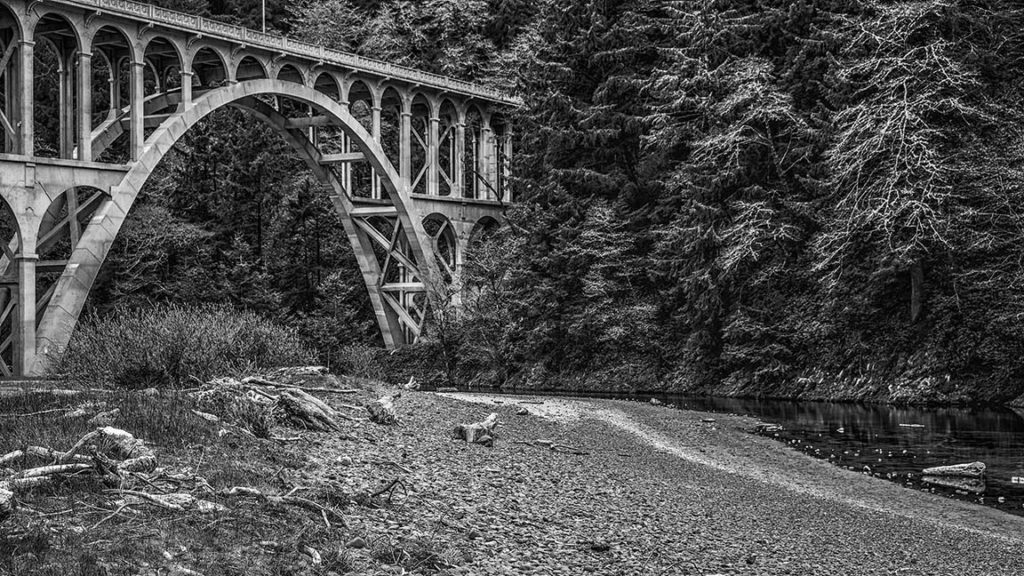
xmin=32 ymin=79 xmax=439 ymax=374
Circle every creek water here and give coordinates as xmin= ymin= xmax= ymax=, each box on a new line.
xmin=662 ymin=395 xmax=1024 ymax=517
xmin=458 ymin=388 xmax=1024 ymax=517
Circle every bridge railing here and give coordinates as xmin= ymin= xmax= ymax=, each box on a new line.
xmin=59 ymin=0 xmax=517 ymax=104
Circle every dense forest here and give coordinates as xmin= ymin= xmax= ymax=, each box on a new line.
xmin=66 ymin=0 xmax=1024 ymax=403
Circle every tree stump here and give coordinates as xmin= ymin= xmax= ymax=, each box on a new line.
xmin=367 ymin=394 xmax=399 ymax=425
xmin=454 ymin=413 xmax=499 ymax=446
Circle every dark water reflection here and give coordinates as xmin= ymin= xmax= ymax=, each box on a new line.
xmin=461 ymin=388 xmax=1024 ymax=516
xmin=668 ymin=395 xmax=1024 ymax=516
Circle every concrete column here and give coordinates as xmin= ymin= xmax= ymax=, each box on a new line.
xmin=371 ymin=105 xmax=381 ymax=199
xmin=480 ymin=124 xmax=494 ymax=200
xmin=12 ymin=252 xmax=37 ymax=377
xmin=427 ymin=115 xmax=439 ymax=196
xmin=502 ymin=126 xmax=513 ymax=202
xmin=129 ymin=61 xmax=145 ymax=160
xmin=17 ymin=40 xmax=33 ymax=156
xmin=107 ymin=61 xmax=118 ymax=120
xmin=59 ymin=59 xmax=72 ymax=158
xmin=77 ymin=52 xmax=92 ymax=162
xmin=180 ymin=70 xmax=193 ymax=107
xmin=454 ymin=122 xmax=466 ymax=198
xmin=399 ymin=108 xmax=411 ymax=185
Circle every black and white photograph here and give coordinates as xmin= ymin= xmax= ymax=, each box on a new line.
xmin=0 ymin=0 xmax=1022 ymax=574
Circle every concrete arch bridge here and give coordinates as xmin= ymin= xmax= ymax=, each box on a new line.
xmin=0 ymin=0 xmax=515 ymax=376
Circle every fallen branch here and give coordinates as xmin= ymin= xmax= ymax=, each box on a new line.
xmin=371 ymin=478 xmax=408 ymax=503
xmin=220 ymin=486 xmax=347 ymax=525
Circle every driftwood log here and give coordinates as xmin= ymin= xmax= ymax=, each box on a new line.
xmin=454 ymin=413 xmax=498 ymax=446
xmin=277 ymin=389 xmax=341 ymax=431
xmin=367 ymin=394 xmax=399 ymax=425
xmin=0 ymin=487 xmax=12 ymax=522
xmin=922 ymin=461 xmax=986 ymax=478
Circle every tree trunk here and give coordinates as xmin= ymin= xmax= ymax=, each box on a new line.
xmin=910 ymin=261 xmax=924 ymax=323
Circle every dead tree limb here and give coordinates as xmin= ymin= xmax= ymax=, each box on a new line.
xmin=454 ymin=413 xmax=498 ymax=446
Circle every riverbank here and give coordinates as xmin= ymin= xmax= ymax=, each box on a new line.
xmin=3 ymin=382 xmax=1023 ymax=574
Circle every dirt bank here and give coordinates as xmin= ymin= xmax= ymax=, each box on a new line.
xmin=3 ymin=385 xmax=1022 ymax=575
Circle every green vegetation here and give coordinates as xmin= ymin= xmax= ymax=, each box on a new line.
xmin=57 ymin=304 xmax=312 ymax=388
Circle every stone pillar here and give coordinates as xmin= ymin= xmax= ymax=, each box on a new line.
xmin=17 ymin=40 xmax=33 ymax=156
xmin=12 ymin=252 xmax=37 ymax=377
xmin=77 ymin=52 xmax=92 ymax=162
xmin=180 ymin=70 xmax=193 ymax=107
xmin=454 ymin=121 xmax=466 ymax=198
xmin=427 ymin=114 xmax=439 ymax=196
xmin=129 ymin=61 xmax=145 ymax=160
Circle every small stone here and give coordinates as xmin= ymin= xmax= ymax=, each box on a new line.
xmin=345 ymin=537 xmax=366 ymax=549
xmin=516 ymin=407 xmax=530 ymax=416
xmin=590 ymin=541 xmax=610 ymax=552
xmin=649 ymin=398 xmax=662 ymax=405
xmin=467 ymin=529 xmax=482 ymax=540
xmin=338 ymin=456 xmax=353 ymax=466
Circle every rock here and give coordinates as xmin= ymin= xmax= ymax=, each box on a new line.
xmin=345 ymin=537 xmax=366 ymax=549
xmin=338 ymin=456 xmax=353 ymax=466
xmin=589 ymin=541 xmax=610 ymax=552
xmin=922 ymin=461 xmax=986 ymax=478
xmin=467 ymin=529 xmax=481 ymax=540
xmin=516 ymin=407 xmax=530 ymax=416
xmin=649 ymin=398 xmax=661 ymax=406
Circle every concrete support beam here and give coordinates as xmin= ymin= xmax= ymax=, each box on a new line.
xmin=59 ymin=59 xmax=73 ymax=158
xmin=480 ymin=124 xmax=494 ymax=200
xmin=77 ymin=52 xmax=92 ymax=162
xmin=12 ymin=252 xmax=36 ymax=377
xmin=427 ymin=115 xmax=439 ymax=196
xmin=129 ymin=61 xmax=145 ymax=160
xmin=399 ymin=108 xmax=411 ymax=185
xmin=320 ymin=152 xmax=364 ymax=164
xmin=180 ymin=71 xmax=193 ymax=108
xmin=17 ymin=40 xmax=32 ymax=155
xmin=454 ymin=122 xmax=465 ymax=198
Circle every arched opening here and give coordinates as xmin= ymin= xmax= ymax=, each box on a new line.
xmin=191 ymin=47 xmax=228 ymax=89
xmin=236 ymin=55 xmax=267 ymax=82
xmin=491 ymin=112 xmax=511 ymax=202
xmin=143 ymin=37 xmax=183 ymax=97
xmin=470 ymin=216 xmax=500 ymax=245
xmin=437 ymin=99 xmax=459 ymax=197
xmin=89 ymin=25 xmax=134 ymax=161
xmin=409 ymin=93 xmax=431 ymax=196
xmin=31 ymin=13 xmax=81 ymax=158
xmin=312 ymin=71 xmax=340 ymax=101
xmin=277 ymin=63 xmax=305 ymax=85
xmin=423 ymin=213 xmax=457 ymax=279
xmin=464 ymin=105 xmax=486 ymax=200
xmin=0 ymin=3 xmax=22 ymax=153
xmin=379 ymin=86 xmax=403 ymax=178
xmin=346 ymin=79 xmax=376 ymax=199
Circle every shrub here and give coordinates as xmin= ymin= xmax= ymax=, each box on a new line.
xmin=55 ymin=303 xmax=313 ymax=388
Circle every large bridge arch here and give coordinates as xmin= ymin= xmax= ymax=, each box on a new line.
xmin=32 ymin=79 xmax=439 ymax=373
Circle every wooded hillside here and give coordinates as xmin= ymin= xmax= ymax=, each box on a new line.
xmin=86 ymin=0 xmax=1024 ymax=403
